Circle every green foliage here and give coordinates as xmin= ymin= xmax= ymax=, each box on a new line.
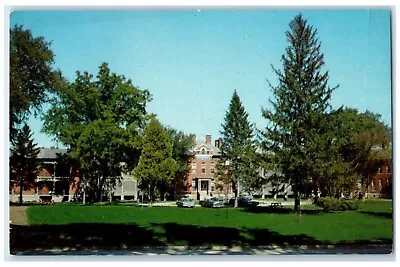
xmin=261 ymin=14 xmax=337 ymax=212
xmin=43 ymin=63 xmax=152 ymax=202
xmin=133 ymin=118 xmax=178 ymax=202
xmin=166 ymin=127 xmax=194 ymax=174
xmin=166 ymin=127 xmax=195 ymax=197
xmin=220 ymin=90 xmax=260 ymax=197
xmin=314 ymin=197 xmax=360 ymax=212
xmin=9 ymin=124 xmax=41 ymax=205
xmin=332 ymin=108 xmax=392 ymax=191
xmin=9 ymin=25 xmax=64 ymax=142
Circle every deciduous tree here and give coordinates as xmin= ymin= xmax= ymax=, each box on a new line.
xmin=166 ymin=127 xmax=195 ymax=199
xmin=10 ymin=25 xmax=63 ymax=142
xmin=43 ymin=63 xmax=152 ymax=202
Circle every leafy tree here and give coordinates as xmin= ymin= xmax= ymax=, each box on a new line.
xmin=43 ymin=63 xmax=152 ymax=202
xmin=10 ymin=25 xmax=64 ymax=142
xmin=133 ymin=118 xmax=177 ymax=203
xmin=9 ymin=124 xmax=41 ymax=205
xmin=166 ymin=127 xmax=195 ymax=199
xmin=333 ymin=108 xmax=392 ymax=193
xmin=307 ymin=110 xmax=357 ymax=198
xmin=220 ymin=90 xmax=260 ymax=207
xmin=261 ymin=14 xmax=337 ymax=213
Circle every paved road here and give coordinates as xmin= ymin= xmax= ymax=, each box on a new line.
xmin=142 ymin=200 xmax=308 ymax=207
xmin=11 ymin=245 xmax=393 ymax=256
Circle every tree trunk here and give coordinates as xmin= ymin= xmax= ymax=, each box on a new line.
xmin=294 ymin=179 xmax=301 ymax=213
xmin=19 ymin=177 xmax=23 ymax=206
xmin=294 ymin=195 xmax=301 ymax=213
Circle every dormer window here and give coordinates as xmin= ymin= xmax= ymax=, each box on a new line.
xmin=201 ymin=148 xmax=205 ymax=154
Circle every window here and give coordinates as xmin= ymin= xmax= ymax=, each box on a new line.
xmin=379 ymin=179 xmax=383 ymax=190
xmin=201 ymin=162 xmax=205 ymax=168
xmin=378 ymin=167 xmax=382 ymax=174
xmin=196 ymin=151 xmax=200 ymax=155
xmin=202 ymin=168 xmax=206 ymax=173
xmin=211 ymin=168 xmax=214 ymax=173
xmin=211 ymin=161 xmax=215 ymax=168
xmin=387 ymin=166 xmax=391 ymax=174
xmin=192 ymin=162 xmax=196 ymax=169
xmin=206 ymin=151 xmax=210 ymax=155
xmin=201 ymin=148 xmax=205 ymax=154
xmin=371 ymin=181 xmax=375 ymax=192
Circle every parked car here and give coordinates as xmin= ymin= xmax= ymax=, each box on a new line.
xmin=229 ymin=196 xmax=259 ymax=207
xmin=201 ymin=197 xmax=225 ymax=208
xmin=176 ymin=197 xmax=196 ymax=208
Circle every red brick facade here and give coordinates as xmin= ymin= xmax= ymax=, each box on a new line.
xmin=366 ymin=162 xmax=392 ymax=197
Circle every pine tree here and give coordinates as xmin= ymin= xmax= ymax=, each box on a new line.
xmin=133 ymin=118 xmax=177 ymax=203
xmin=220 ymin=90 xmax=260 ymax=207
xmin=10 ymin=124 xmax=41 ymax=205
xmin=261 ymin=14 xmax=337 ymax=213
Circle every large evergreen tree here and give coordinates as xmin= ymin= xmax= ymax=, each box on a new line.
xmin=261 ymin=14 xmax=337 ymax=212
xmin=220 ymin=90 xmax=260 ymax=207
xmin=10 ymin=124 xmax=41 ymax=205
xmin=10 ymin=25 xmax=64 ymax=143
xmin=133 ymin=118 xmax=177 ymax=203
xmin=43 ymin=63 xmax=152 ymax=202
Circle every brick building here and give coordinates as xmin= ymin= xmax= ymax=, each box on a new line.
xmin=365 ymin=162 xmax=392 ymax=198
xmin=10 ymin=148 xmax=78 ymax=202
xmin=9 ymin=147 xmax=137 ymax=203
xmin=183 ymin=135 xmax=231 ymax=200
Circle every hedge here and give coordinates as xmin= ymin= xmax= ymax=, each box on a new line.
xmin=314 ymin=197 xmax=360 ymax=212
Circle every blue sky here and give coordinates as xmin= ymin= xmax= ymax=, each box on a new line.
xmin=10 ymin=9 xmax=392 ymax=147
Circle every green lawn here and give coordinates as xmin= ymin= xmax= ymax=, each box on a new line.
xmin=10 ymin=200 xmax=392 ymax=252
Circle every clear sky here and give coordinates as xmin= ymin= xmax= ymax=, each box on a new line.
xmin=10 ymin=9 xmax=392 ymax=147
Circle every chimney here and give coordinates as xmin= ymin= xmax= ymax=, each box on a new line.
xmin=206 ymin=135 xmax=211 ymax=145
xmin=215 ymin=137 xmax=222 ymax=148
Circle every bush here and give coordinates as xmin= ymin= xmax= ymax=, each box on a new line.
xmin=314 ymin=197 xmax=359 ymax=212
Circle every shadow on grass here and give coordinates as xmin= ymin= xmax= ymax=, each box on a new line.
xmin=359 ymin=211 xmax=393 ymax=219
xmin=10 ymin=223 xmax=163 ymax=253
xmin=10 ymin=222 xmax=393 ymax=255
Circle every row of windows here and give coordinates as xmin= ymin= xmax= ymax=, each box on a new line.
xmin=192 ymin=168 xmax=215 ymax=174
xmin=191 ymin=161 xmax=215 ymax=174
xmin=378 ymin=166 xmax=391 ymax=174
xmin=370 ymin=179 xmax=387 ymax=192
xmin=192 ymin=161 xmax=215 ymax=168
xmin=195 ymin=148 xmax=212 ymax=155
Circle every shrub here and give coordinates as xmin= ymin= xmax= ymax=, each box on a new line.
xmin=314 ymin=197 xmax=359 ymax=212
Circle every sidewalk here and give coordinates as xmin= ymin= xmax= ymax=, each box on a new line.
xmin=12 ymin=244 xmax=393 ymax=256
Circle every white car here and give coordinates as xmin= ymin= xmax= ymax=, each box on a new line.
xmin=176 ymin=197 xmax=196 ymax=208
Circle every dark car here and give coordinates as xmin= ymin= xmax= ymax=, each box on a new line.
xmin=229 ymin=196 xmax=259 ymax=207
xmin=201 ymin=197 xmax=225 ymax=208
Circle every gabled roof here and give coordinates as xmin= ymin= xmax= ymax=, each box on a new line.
xmin=37 ymin=148 xmax=68 ymax=159
xmin=194 ymin=141 xmax=221 ymax=156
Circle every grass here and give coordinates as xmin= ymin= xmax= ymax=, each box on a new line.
xmin=10 ymin=200 xmax=393 ymax=252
